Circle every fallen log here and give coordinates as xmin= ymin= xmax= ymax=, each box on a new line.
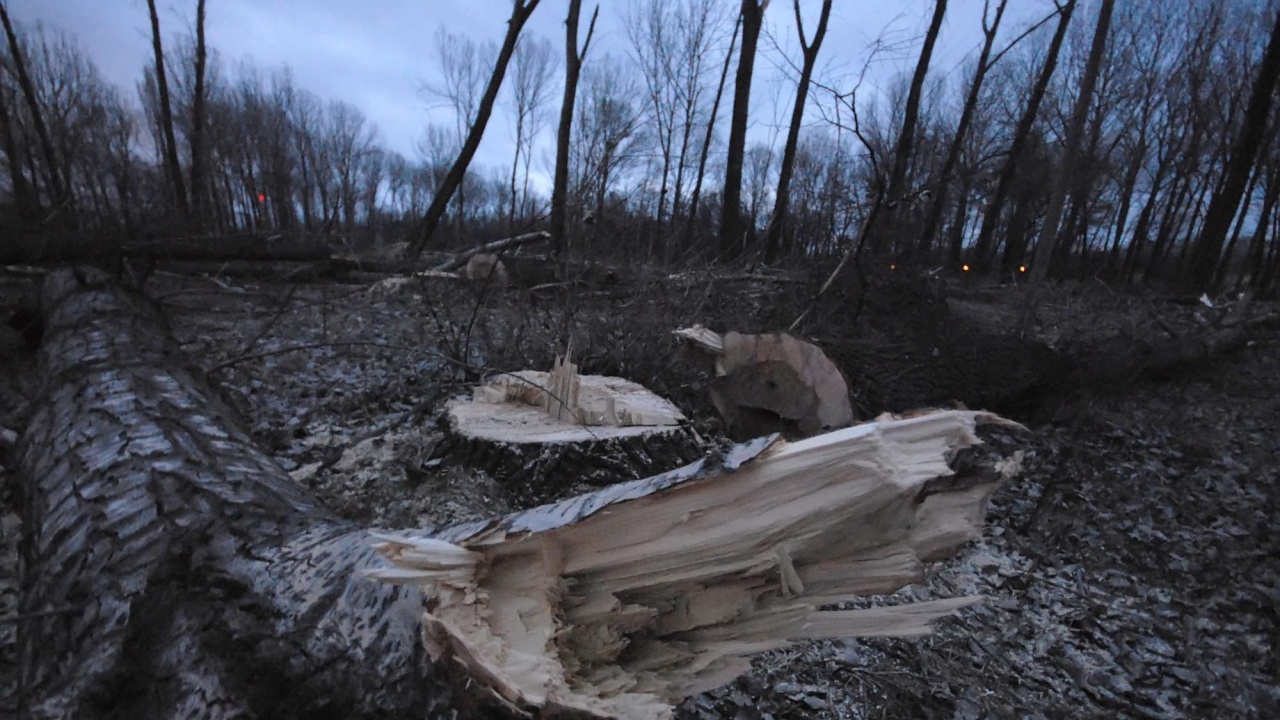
xmin=0 ymin=232 xmax=333 ymax=265
xmin=373 ymin=409 xmax=1022 ymax=719
xmin=15 ymin=268 xmax=432 ymax=719
xmin=432 ymin=231 xmax=551 ymax=272
xmin=15 ymin=268 xmax=1023 ymax=718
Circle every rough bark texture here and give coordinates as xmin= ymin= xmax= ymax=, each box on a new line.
xmin=16 ymin=269 xmax=432 ymax=719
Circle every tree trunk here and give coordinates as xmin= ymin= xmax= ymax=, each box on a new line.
xmin=718 ymin=0 xmax=765 ymax=261
xmin=917 ymin=0 xmax=1008 ymax=263
xmin=972 ymin=0 xmax=1075 ymax=271
xmin=550 ymin=1 xmax=597 ymax=267
xmin=1187 ymin=6 xmax=1280 ymax=291
xmin=0 ymin=74 xmax=34 ymax=222
xmin=145 ymin=0 xmax=191 ymax=222
xmin=884 ymin=0 xmax=948 ymax=214
xmin=189 ymin=0 xmax=208 ymax=232
xmin=16 ymin=269 xmax=1025 ymax=719
xmin=684 ymin=14 xmax=740 ymax=245
xmin=408 ymin=0 xmax=541 ymax=258
xmin=762 ymin=0 xmax=834 ymax=265
xmin=16 ymin=269 xmax=432 ymax=719
xmin=0 ymin=4 xmax=63 ymax=209
xmin=1029 ymin=0 xmax=1114 ymax=281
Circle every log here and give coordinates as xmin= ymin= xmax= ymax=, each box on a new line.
xmin=371 ymin=409 xmax=1023 ymax=720
xmin=674 ymin=326 xmax=855 ymax=440
xmin=434 ymin=357 xmax=706 ymax=502
xmin=14 ymin=268 xmax=433 ymax=719
xmin=0 ymin=232 xmax=332 ymax=265
xmin=432 ymin=231 xmax=551 ymax=272
xmin=14 ymin=269 xmax=1024 ymax=719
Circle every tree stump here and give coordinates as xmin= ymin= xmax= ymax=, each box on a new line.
xmin=435 ymin=356 xmax=706 ymax=501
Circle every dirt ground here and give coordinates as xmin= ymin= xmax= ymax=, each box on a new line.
xmin=1 ymin=264 xmax=1278 ymax=718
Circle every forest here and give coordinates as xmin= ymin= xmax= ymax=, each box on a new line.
xmin=0 ymin=0 xmax=1277 ymax=291
xmin=2 ymin=1 xmax=1279 ymax=719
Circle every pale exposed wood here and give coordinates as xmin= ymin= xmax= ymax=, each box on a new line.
xmin=462 ymin=253 xmax=511 ymax=288
xmin=372 ymin=409 xmax=1023 ymax=719
xmin=474 ymin=358 xmax=685 ymax=428
xmin=674 ymin=325 xmax=854 ymax=439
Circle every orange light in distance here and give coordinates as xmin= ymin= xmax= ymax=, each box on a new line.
xmin=962 ymin=264 xmax=971 ymax=272
xmin=890 ymin=263 xmax=897 ymax=270
xmin=1019 ymin=265 xmax=1027 ymax=273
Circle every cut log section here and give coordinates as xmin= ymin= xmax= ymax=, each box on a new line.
xmin=372 ymin=409 xmax=1024 ymax=720
xmin=673 ymin=325 xmax=855 ymax=440
xmin=435 ymin=355 xmax=704 ymax=501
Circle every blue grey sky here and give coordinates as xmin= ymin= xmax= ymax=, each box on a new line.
xmin=8 ymin=0 xmax=1058 ymax=171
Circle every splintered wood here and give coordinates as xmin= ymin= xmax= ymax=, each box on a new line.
xmin=462 ymin=354 xmax=685 ymax=439
xmin=371 ymin=409 xmax=1023 ymax=720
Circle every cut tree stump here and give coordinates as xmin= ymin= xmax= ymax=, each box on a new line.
xmin=14 ymin=268 xmax=1025 ymax=719
xmin=435 ymin=355 xmax=705 ymax=501
xmin=373 ymin=409 xmax=1023 ymax=720
xmin=674 ymin=325 xmax=855 ymax=440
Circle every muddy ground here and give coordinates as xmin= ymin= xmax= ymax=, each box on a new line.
xmin=1 ymin=263 xmax=1278 ymax=718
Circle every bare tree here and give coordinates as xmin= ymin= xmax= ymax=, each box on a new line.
xmin=872 ymin=0 xmax=948 ymax=254
xmin=189 ymin=0 xmax=208 ymax=230
xmin=685 ymin=13 xmax=740 ymax=243
xmin=972 ymin=0 xmax=1075 ymax=271
xmin=761 ymin=0 xmax=833 ymax=264
xmin=144 ymin=0 xmax=189 ymax=222
xmin=718 ymin=0 xmax=766 ymax=260
xmin=0 ymin=3 xmax=63 ymax=208
xmin=408 ymin=0 xmax=542 ymax=257
xmin=915 ymin=0 xmax=1012 ymax=263
xmin=1188 ymin=3 xmax=1280 ymax=292
xmin=505 ymin=34 xmax=556 ymax=227
xmin=550 ymin=0 xmax=599 ymax=262
xmin=1029 ymin=0 xmax=1115 ymax=280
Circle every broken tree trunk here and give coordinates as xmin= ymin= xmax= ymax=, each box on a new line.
xmin=15 ymin=269 xmax=1024 ymax=719
xmin=434 ymin=355 xmax=705 ymax=501
xmin=14 ymin=268 xmax=433 ymax=719
xmin=373 ymin=409 xmax=1023 ymax=720
xmin=674 ymin=326 xmax=855 ymax=440
xmin=0 ymin=232 xmax=333 ymax=265
xmin=432 ymin=231 xmax=552 ymax=272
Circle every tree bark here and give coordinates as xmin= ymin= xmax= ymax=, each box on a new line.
xmin=1187 ymin=6 xmax=1280 ymax=292
xmin=762 ymin=0 xmax=833 ymax=265
xmin=1029 ymin=0 xmax=1115 ymax=281
xmin=15 ymin=269 xmax=1026 ymax=719
xmin=16 ymin=269 xmax=431 ymax=719
xmin=550 ymin=1 xmax=598 ymax=266
xmin=718 ymin=0 xmax=765 ymax=261
xmin=408 ymin=0 xmax=541 ymax=258
xmin=971 ymin=0 xmax=1075 ymax=272
xmin=145 ymin=0 xmax=191 ymax=222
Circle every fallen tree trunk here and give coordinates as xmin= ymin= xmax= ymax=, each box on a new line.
xmin=0 ymin=232 xmax=333 ymax=265
xmin=15 ymin=268 xmax=432 ymax=719
xmin=373 ymin=409 xmax=1023 ymax=719
xmin=432 ymin=231 xmax=551 ymax=272
xmin=15 ymin=269 xmax=1023 ymax=719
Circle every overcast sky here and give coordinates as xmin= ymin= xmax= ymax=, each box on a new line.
xmin=8 ymin=0 xmax=1058 ymax=173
